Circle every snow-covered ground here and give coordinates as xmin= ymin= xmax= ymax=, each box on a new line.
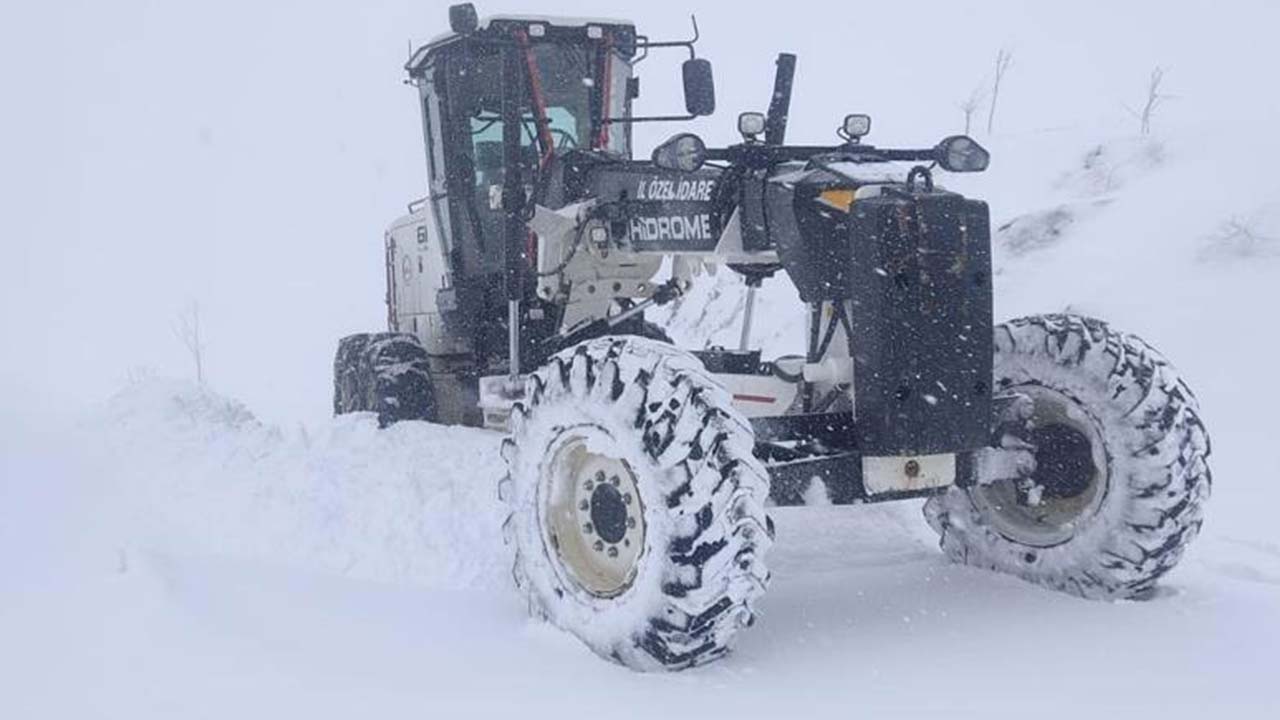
xmin=6 ymin=124 xmax=1280 ymax=716
xmin=5 ymin=1 xmax=1280 ymax=718
xmin=4 ymin=364 xmax=1278 ymax=718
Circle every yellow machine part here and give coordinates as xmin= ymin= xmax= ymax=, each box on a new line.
xmin=816 ymin=188 xmax=856 ymax=212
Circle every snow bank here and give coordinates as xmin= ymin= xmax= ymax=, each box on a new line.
xmin=83 ymin=377 xmax=511 ymax=589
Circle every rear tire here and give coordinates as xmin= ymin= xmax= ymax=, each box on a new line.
xmin=500 ymin=336 xmax=772 ymax=671
xmin=333 ymin=333 xmax=437 ymax=427
xmin=924 ymin=314 xmax=1211 ymax=599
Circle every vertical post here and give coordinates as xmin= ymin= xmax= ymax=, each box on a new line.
xmin=508 ymin=299 xmax=521 ymax=382
xmin=803 ymin=301 xmax=823 ymax=412
xmin=738 ymin=280 xmax=759 ymax=351
xmin=765 ymin=53 xmax=796 ymax=146
xmin=502 ymin=43 xmax=526 ymax=382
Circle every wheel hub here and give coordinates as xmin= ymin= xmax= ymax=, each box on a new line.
xmin=589 ymin=481 xmax=630 ymax=544
xmin=971 ymin=385 xmax=1110 ymax=547
xmin=542 ymin=429 xmax=646 ymax=597
xmin=1028 ymin=423 xmax=1094 ymax=500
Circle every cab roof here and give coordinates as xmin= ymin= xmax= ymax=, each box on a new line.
xmin=406 ymin=14 xmax=638 ymax=77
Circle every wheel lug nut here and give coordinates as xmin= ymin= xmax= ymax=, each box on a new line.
xmin=584 ymin=480 xmax=594 ymax=491
xmin=610 ymin=475 xmax=621 ymax=486
xmin=623 ymin=493 xmax=632 ymax=505
xmin=607 ymin=546 xmax=619 ymax=558
xmin=583 ymin=523 xmax=594 ymax=535
xmin=578 ymin=500 xmax=589 ymax=511
xmin=623 ymin=539 xmax=631 ymax=548
xmin=593 ymin=540 xmax=604 ymax=552
xmin=594 ymin=470 xmax=606 ymax=483
xmin=626 ymin=517 xmax=636 ymax=529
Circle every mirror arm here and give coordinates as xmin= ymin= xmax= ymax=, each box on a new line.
xmin=701 ymin=142 xmax=965 ymax=168
xmin=633 ymin=15 xmax=701 ymax=62
xmin=877 ymin=147 xmax=944 ymax=163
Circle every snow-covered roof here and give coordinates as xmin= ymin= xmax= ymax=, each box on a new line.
xmin=418 ymin=13 xmax=636 ymax=52
xmin=770 ymin=161 xmax=908 ymax=187
xmin=822 ymin=161 xmax=911 ymax=183
xmin=487 ymin=14 xmax=636 ymax=28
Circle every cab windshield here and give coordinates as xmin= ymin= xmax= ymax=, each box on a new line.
xmin=449 ymin=41 xmax=630 ymax=191
xmin=415 ymin=36 xmax=633 ymax=274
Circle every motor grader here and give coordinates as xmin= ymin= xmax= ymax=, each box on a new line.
xmin=334 ymin=4 xmax=1211 ymax=671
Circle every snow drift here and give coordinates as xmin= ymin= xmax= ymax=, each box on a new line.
xmin=84 ymin=378 xmax=511 ymax=590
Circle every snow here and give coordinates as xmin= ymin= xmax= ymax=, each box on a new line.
xmin=82 ymin=378 xmax=510 ymax=589
xmin=5 ymin=0 xmax=1280 ymax=718
xmin=6 ymin=401 xmax=1278 ymax=717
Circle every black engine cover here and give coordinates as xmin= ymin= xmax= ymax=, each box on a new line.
xmin=845 ymin=189 xmax=993 ymax=456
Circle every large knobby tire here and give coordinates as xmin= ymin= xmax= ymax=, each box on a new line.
xmin=500 ymin=336 xmax=772 ymax=671
xmin=333 ymin=332 xmax=437 ymax=427
xmin=924 ymin=314 xmax=1211 ymax=599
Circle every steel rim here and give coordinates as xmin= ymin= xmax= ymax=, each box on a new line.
xmin=541 ymin=427 xmax=646 ymax=598
xmin=971 ymin=384 xmax=1110 ymax=548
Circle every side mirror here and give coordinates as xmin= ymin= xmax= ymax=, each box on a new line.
xmin=449 ymin=3 xmax=478 ymax=34
xmin=935 ymin=135 xmax=990 ymax=172
xmin=652 ymin=133 xmax=707 ymax=172
xmin=682 ymin=59 xmax=716 ymax=117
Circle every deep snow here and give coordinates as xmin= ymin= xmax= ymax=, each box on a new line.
xmin=4 ymin=379 xmax=1278 ymax=718
xmin=6 ymin=125 xmax=1280 ymax=716
xmin=5 ymin=1 xmax=1280 ymax=717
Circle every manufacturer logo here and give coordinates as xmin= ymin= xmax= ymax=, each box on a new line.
xmin=629 ymin=214 xmax=714 ymax=242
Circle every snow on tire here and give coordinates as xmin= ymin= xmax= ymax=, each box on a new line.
xmin=925 ymin=314 xmax=1211 ymax=599
xmin=333 ymin=332 xmax=437 ymax=427
xmin=500 ymin=336 xmax=772 ymax=671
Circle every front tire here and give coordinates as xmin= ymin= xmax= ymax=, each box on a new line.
xmin=500 ymin=336 xmax=772 ymax=671
xmin=924 ymin=314 xmax=1211 ymax=599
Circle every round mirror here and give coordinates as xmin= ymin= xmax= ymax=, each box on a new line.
xmin=937 ymin=135 xmax=990 ymax=172
xmin=652 ymin=133 xmax=707 ymax=172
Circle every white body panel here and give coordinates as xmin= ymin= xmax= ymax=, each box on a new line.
xmin=385 ymin=206 xmax=467 ymax=356
xmin=713 ymin=373 xmax=800 ymax=418
xmin=862 ymin=453 xmax=956 ymax=495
